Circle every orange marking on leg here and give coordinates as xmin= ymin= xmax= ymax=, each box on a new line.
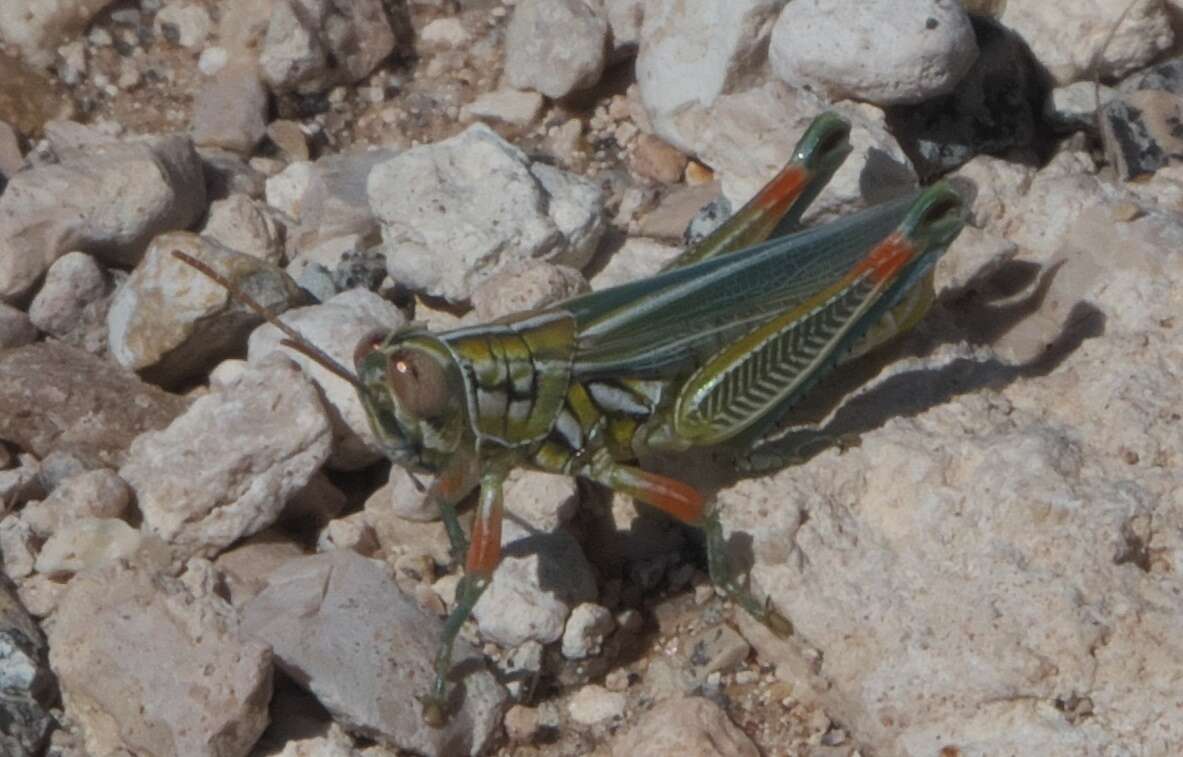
xmin=611 ymin=466 xmax=706 ymax=526
xmin=465 ymin=484 xmax=503 ymax=576
xmin=753 ymin=164 xmax=809 ymax=217
xmin=851 ymin=232 xmax=916 ymax=285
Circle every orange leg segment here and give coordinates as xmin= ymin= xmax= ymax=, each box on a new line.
xmin=604 ymin=464 xmax=707 ymax=526
xmin=465 ymin=476 xmax=504 ymax=576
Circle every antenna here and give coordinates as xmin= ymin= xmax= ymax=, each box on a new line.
xmin=171 ymin=250 xmax=369 ymax=393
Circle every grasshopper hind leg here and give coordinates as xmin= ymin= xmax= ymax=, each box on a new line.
xmin=590 ymin=451 xmax=792 ymax=638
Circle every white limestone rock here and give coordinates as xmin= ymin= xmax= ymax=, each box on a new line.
xmin=504 ymin=0 xmax=608 ymax=98
xmin=120 ymin=357 xmax=333 ymax=556
xmin=770 ymin=0 xmax=976 ymax=106
xmin=368 ymin=124 xmax=604 ymax=302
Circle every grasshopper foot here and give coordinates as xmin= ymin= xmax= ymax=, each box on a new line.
xmin=418 ymin=694 xmax=449 ymax=728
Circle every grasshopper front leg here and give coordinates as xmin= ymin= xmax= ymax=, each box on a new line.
xmin=421 ymin=465 xmax=507 ymax=727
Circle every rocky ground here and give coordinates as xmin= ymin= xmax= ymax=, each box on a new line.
xmin=0 ymin=0 xmax=1181 ymax=755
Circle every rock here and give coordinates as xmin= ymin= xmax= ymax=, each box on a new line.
xmin=259 ymin=0 xmax=397 ymax=95
xmin=34 ymin=517 xmax=148 ymax=576
xmin=0 ymin=0 xmax=116 ymax=68
xmin=561 ymin=602 xmax=615 ymax=659
xmin=266 ymin=149 xmax=396 ymax=248
xmin=20 ymin=468 xmax=131 ymax=538
xmin=203 ymin=193 xmax=286 ymax=264
xmin=242 ymin=550 xmax=507 ymax=755
xmin=1099 ymin=89 xmax=1183 ymax=180
xmin=199 ymin=148 xmax=267 ymax=202
xmin=0 ymin=119 xmax=22 ymax=180
xmin=0 ymin=134 xmax=206 ymax=303
xmin=936 ymin=224 xmax=1019 ymax=294
xmin=686 ymin=623 xmax=750 ymax=678
xmin=611 ymin=696 xmax=758 ymax=757
xmin=213 ymin=531 xmax=306 ymax=608
xmin=15 ymin=573 xmax=66 ymax=619
xmin=419 ymin=16 xmax=470 ymax=48
xmin=27 ymin=250 xmax=115 ymax=351
xmin=0 ymin=302 xmax=36 ymax=348
xmin=503 ymin=470 xmax=582 ymax=533
xmin=504 ymin=0 xmax=608 ymax=99
xmin=671 ymin=83 xmax=917 ymax=218
xmin=636 ymin=0 xmax=786 ymax=152
xmin=503 ymin=703 xmax=541 ymax=744
xmin=771 ymin=0 xmax=976 ymax=106
xmin=364 ymin=482 xmax=453 ymax=565
xmin=107 ymin=232 xmax=307 ymax=387
xmin=247 ymin=287 xmax=406 ymax=470
xmin=0 ymin=515 xmax=37 ymax=579
xmin=460 ymin=89 xmax=545 ymax=131
xmin=282 ymin=471 xmax=348 ymax=528
xmin=470 ymin=262 xmax=589 ymax=321
xmin=885 ymin=15 xmax=1042 ymax=179
xmin=192 ymin=63 xmax=269 ymax=155
xmin=1000 ymin=0 xmax=1173 ymax=85
xmin=567 ymin=684 xmax=625 ymax=726
xmin=950 ymin=153 xmax=1036 ymax=229
xmin=368 ymin=124 xmax=604 ymax=302
xmin=120 ymin=357 xmax=333 ymax=556
xmin=154 ymin=1 xmax=212 ymax=47
xmin=1045 ymin=81 xmax=1119 ymax=134
xmin=630 ymin=134 xmax=688 ymax=184
xmin=0 ymin=579 xmax=54 ymax=756
xmin=636 ymin=182 xmax=722 ymax=240
xmin=588 ymin=0 xmax=645 ymax=59
xmin=316 ymin=513 xmax=378 ymax=554
xmin=49 ymin=562 xmax=272 ymax=757
xmin=0 ymin=343 xmax=188 ymax=467
xmin=0 ymin=456 xmax=44 ymax=518
xmin=471 ymin=520 xmax=598 ymax=647
xmin=716 ymin=160 xmax=1183 ymax=751
xmin=266 ymin=119 xmax=310 ymax=161
xmin=588 ymin=237 xmax=681 ymax=290
xmin=0 ymin=54 xmax=63 ymax=135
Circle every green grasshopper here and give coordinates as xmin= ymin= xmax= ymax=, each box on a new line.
xmin=176 ymin=112 xmax=966 ymax=726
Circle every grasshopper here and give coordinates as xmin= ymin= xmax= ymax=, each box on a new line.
xmin=176 ymin=112 xmax=966 ymax=726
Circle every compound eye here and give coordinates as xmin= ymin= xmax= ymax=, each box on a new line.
xmin=353 ymin=330 xmax=388 ymax=370
xmin=387 ymin=350 xmax=449 ymax=419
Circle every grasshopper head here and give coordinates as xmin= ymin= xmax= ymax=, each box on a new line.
xmin=353 ymin=327 xmax=468 ymax=472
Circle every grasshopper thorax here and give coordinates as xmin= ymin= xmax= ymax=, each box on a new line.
xmin=354 ymin=325 xmax=468 ymax=472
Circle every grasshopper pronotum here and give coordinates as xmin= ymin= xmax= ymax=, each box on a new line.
xmin=176 ymin=112 xmax=966 ymax=726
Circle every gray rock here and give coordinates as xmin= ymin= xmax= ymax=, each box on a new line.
xmin=722 ymin=159 xmax=1183 ymax=752
xmin=505 ymin=0 xmax=608 ymax=99
xmin=589 ymin=237 xmax=681 ymax=290
xmin=588 ymin=0 xmax=645 ymax=59
xmin=1045 ymin=81 xmax=1119 ymax=134
xmin=770 ymin=0 xmax=977 ymax=106
xmin=1000 ymin=0 xmax=1173 ymax=85
xmin=636 ymin=0 xmax=786 ymax=152
xmin=242 ymin=550 xmax=507 ymax=755
xmin=470 ymin=262 xmax=589 ymax=321
xmin=259 ymin=0 xmax=398 ymax=95
xmin=34 ymin=517 xmax=149 ymax=576
xmin=0 ymin=343 xmax=188 ymax=467
xmin=191 ymin=64 xmax=269 ymax=155
xmin=610 ymin=696 xmax=758 ymax=757
xmin=0 ymin=120 xmax=23 ymax=181
xmin=0 ymin=0 xmax=116 ymax=68
xmin=685 ymin=623 xmax=750 ymax=679
xmin=266 ymin=149 xmax=397 ymax=250
xmin=27 ymin=251 xmax=115 ymax=351
xmin=213 ymin=531 xmax=306 ymax=608
xmin=202 ymin=193 xmax=286 ymax=264
xmin=247 ymin=287 xmax=406 ymax=470
xmin=1100 ymin=89 xmax=1183 ymax=180
xmin=199 ymin=147 xmax=268 ymax=200
xmin=368 ymin=124 xmax=604 ymax=302
xmin=49 ymin=562 xmax=272 ymax=757
xmin=566 ymin=684 xmax=625 ymax=726
xmin=0 ymin=302 xmax=36 ymax=349
xmin=561 ymin=602 xmax=615 ymax=659
xmin=0 ymin=134 xmax=206 ymax=303
xmin=21 ymin=468 xmax=131 ymax=538
xmin=471 ymin=520 xmax=598 ymax=647
xmin=0 ymin=579 xmax=54 ymax=756
xmin=0 ymin=515 xmax=37 ymax=578
xmin=120 ymin=357 xmax=333 ymax=556
xmin=154 ymin=1 xmax=212 ymax=48
xmin=460 ymin=89 xmax=546 ymax=131
xmin=106 ymin=232 xmax=307 ymax=387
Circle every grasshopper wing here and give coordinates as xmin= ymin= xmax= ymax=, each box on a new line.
xmin=565 ymin=192 xmax=921 ymax=380
xmin=671 ymin=184 xmax=966 ymax=446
